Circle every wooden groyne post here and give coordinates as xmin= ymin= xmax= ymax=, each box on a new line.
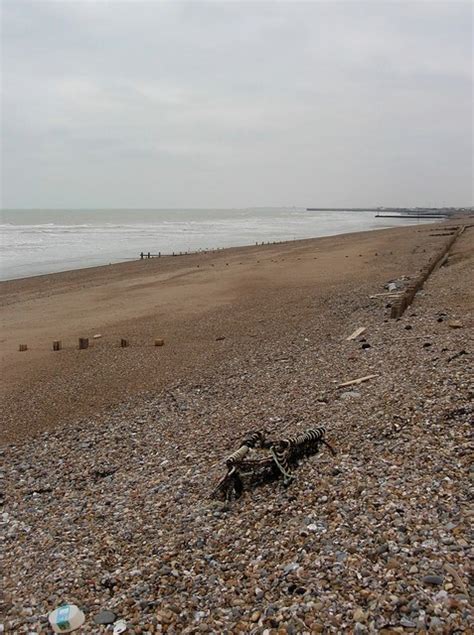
xmin=390 ymin=225 xmax=466 ymax=319
xmin=141 ymin=252 xmax=161 ymax=259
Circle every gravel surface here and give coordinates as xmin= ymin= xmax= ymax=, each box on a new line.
xmin=1 ymin=228 xmax=472 ymax=634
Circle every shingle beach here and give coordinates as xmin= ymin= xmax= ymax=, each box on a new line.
xmin=1 ymin=223 xmax=472 ymax=634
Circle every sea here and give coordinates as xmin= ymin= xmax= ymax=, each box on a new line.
xmin=0 ymin=208 xmax=436 ymax=281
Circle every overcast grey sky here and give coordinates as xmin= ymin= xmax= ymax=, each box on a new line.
xmin=1 ymin=0 xmax=472 ymax=209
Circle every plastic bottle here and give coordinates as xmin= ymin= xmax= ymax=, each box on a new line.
xmin=48 ymin=604 xmax=85 ymax=632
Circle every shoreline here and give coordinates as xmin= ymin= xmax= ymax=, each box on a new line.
xmin=1 ymin=225 xmax=403 ymax=288
xmin=0 ymin=221 xmax=464 ymax=445
xmin=0 ymin=216 xmax=446 ymax=283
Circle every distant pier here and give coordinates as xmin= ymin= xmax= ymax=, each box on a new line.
xmin=306 ymin=207 xmax=458 ymax=217
xmin=374 ymin=213 xmax=448 ymax=219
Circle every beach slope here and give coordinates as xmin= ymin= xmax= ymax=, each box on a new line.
xmin=1 ymin=223 xmax=473 ymax=632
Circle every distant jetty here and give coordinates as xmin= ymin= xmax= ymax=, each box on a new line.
xmin=305 ymin=207 xmax=467 ymax=219
xmin=375 ymin=212 xmax=449 ymax=219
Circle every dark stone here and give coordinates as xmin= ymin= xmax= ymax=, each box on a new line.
xmin=94 ymin=610 xmax=117 ymax=625
xmin=404 ymin=325 xmax=412 ymax=330
xmin=100 ymin=576 xmax=117 ymax=590
xmin=361 ymin=343 xmax=371 ymax=349
xmin=423 ymin=342 xmax=432 ymax=348
xmin=159 ymin=564 xmax=171 ymax=575
xmin=92 ymin=466 xmax=117 ymax=480
xmin=422 ymin=574 xmax=443 ymax=586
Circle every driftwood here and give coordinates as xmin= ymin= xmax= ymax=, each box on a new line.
xmin=211 ymin=427 xmax=335 ymax=502
xmin=346 ymin=326 xmax=366 ymax=341
xmin=444 ymin=563 xmax=470 ymax=600
xmin=338 ymin=374 xmax=378 ymax=388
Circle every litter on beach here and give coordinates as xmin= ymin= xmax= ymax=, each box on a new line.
xmin=113 ymin=619 xmax=128 ymax=634
xmin=48 ymin=604 xmax=85 ymax=633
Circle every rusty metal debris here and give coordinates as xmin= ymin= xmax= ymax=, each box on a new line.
xmin=211 ymin=427 xmax=335 ymax=501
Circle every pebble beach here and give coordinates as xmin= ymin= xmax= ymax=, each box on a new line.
xmin=1 ymin=223 xmax=472 ymax=634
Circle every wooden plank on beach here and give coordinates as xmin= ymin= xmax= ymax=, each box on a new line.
xmin=338 ymin=374 xmax=378 ymax=388
xmin=346 ymin=327 xmax=366 ymax=341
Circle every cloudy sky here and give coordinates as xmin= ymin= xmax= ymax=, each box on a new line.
xmin=1 ymin=1 xmax=472 ymax=209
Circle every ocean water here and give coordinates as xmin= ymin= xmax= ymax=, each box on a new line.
xmin=0 ymin=208 xmax=435 ymax=281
